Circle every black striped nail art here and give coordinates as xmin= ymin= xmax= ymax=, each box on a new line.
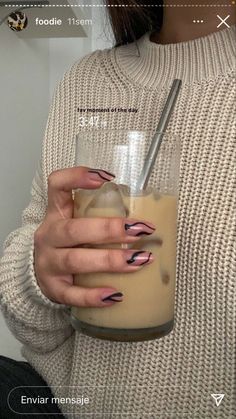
xmin=88 ymin=169 xmax=115 ymax=181
xmin=126 ymin=250 xmax=152 ymax=266
xmin=102 ymin=292 xmax=123 ymax=302
xmin=125 ymin=222 xmax=156 ymax=236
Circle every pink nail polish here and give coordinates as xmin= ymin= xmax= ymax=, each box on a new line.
xmin=101 ymin=292 xmax=123 ymax=302
xmin=88 ymin=169 xmax=115 ymax=182
xmin=125 ymin=220 xmax=156 ymax=237
xmin=126 ymin=250 xmax=154 ymax=266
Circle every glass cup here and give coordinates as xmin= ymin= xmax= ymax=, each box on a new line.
xmin=70 ymin=130 xmax=180 ymax=342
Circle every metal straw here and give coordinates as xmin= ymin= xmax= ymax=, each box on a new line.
xmin=135 ymin=79 xmax=182 ymax=192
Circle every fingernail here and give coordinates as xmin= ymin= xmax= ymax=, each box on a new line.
xmin=88 ymin=169 xmax=115 ymax=182
xmin=125 ymin=220 xmax=156 ymax=237
xmin=101 ymin=292 xmax=123 ymax=302
xmin=126 ymin=250 xmax=154 ymax=266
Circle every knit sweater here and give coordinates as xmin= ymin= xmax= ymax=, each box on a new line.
xmin=0 ymin=25 xmax=235 ymax=418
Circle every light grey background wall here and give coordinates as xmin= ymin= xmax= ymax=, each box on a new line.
xmin=0 ymin=23 xmax=50 ymax=361
xmin=0 ymin=4 xmax=113 ymax=361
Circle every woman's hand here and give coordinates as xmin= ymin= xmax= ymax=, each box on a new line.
xmin=33 ymin=166 xmax=155 ymax=307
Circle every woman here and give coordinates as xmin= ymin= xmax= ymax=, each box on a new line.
xmin=0 ymin=1 xmax=235 ymax=417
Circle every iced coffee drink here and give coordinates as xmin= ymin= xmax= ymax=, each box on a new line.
xmin=71 ymin=182 xmax=177 ymax=341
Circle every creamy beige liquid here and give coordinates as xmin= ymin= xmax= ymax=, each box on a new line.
xmin=72 ymin=184 xmax=177 ymax=329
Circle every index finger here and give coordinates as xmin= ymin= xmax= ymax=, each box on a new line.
xmin=47 ymin=166 xmax=115 ymax=219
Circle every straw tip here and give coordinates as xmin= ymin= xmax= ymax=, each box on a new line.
xmin=173 ymin=79 xmax=182 ymax=85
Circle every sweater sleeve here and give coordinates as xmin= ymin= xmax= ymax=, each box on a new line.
xmin=0 ymin=86 xmax=76 ymax=354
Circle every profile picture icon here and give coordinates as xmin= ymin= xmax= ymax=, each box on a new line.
xmin=7 ymin=12 xmax=28 ymax=32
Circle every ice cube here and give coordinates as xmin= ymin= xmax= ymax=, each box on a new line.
xmin=85 ymin=182 xmax=127 ymax=217
xmin=118 ymin=183 xmax=131 ymax=196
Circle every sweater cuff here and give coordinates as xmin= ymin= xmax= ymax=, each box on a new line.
xmin=24 ymin=229 xmax=70 ymax=311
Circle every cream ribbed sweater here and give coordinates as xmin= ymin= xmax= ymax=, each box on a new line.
xmin=0 ymin=26 xmax=235 ymax=418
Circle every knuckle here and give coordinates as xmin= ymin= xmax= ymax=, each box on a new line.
xmin=48 ymin=220 xmax=58 ymax=240
xmin=34 ymin=224 xmax=47 ymax=248
xmin=102 ymin=218 xmax=113 ymax=240
xmin=34 ymin=227 xmax=45 ymax=248
xmin=37 ymin=275 xmax=50 ymax=297
xmin=104 ymin=249 xmax=115 ymax=271
xmin=35 ymin=253 xmax=48 ymax=274
xmin=64 ymin=250 xmax=76 ymax=272
xmin=66 ymin=219 xmax=76 ymax=241
xmin=81 ymin=291 xmax=90 ymax=307
xmin=58 ymin=288 xmax=68 ymax=305
xmin=117 ymin=218 xmax=125 ymax=236
xmin=102 ymin=218 xmax=121 ymax=240
xmin=48 ymin=171 xmax=59 ymax=189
